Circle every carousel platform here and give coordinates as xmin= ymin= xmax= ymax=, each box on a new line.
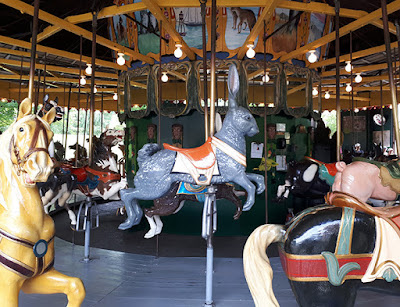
xmin=18 ymin=201 xmax=400 ymax=306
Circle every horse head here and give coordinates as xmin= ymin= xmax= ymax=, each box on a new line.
xmin=219 ymin=65 xmax=259 ymax=140
xmin=100 ymin=129 xmax=124 ymax=148
xmin=38 ymin=94 xmax=64 ymax=122
xmin=8 ymin=98 xmax=56 ymax=186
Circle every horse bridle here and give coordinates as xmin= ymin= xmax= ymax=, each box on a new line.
xmin=9 ymin=118 xmax=50 ymax=175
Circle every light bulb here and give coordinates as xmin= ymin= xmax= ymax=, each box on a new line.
xmin=355 ymin=73 xmax=362 ymax=83
xmin=93 ymin=85 xmax=97 ymax=93
xmin=174 ymin=44 xmax=183 ymax=58
xmin=117 ymin=53 xmax=126 ymax=66
xmin=307 ymin=50 xmax=317 ymax=63
xmin=246 ymin=44 xmax=255 ymax=58
xmin=354 ymin=108 xmax=359 ymax=113
xmin=262 ymin=73 xmax=270 ymax=83
xmin=80 ymin=75 xmax=86 ymax=86
xmin=161 ymin=72 xmax=168 ymax=82
xmin=345 ymin=83 xmax=352 ymax=92
xmin=325 ymin=91 xmax=330 ymax=99
xmin=345 ymin=61 xmax=352 ymax=73
xmin=312 ymin=88 xmax=318 ymax=96
xmin=85 ymin=63 xmax=92 ymax=75
xmin=113 ymin=93 xmax=118 ymax=101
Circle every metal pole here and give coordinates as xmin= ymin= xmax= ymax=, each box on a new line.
xmin=200 ymin=0 xmax=209 ymax=140
xmin=42 ymin=53 xmax=47 ymax=99
xmin=158 ymin=20 xmax=162 ymax=145
xmin=335 ymin=0 xmax=341 ymax=161
xmin=350 ymin=31 xmax=355 ymax=147
xmin=263 ymin=21 xmax=268 ymax=224
xmin=34 ymin=69 xmax=41 ymax=113
xmin=83 ymin=197 xmax=92 ymax=262
xmin=209 ymin=0 xmax=217 ymax=136
xmin=19 ymin=55 xmax=23 ymax=102
xmin=64 ymin=84 xmax=72 ymax=156
xmin=101 ymin=92 xmax=104 ymax=132
xmin=76 ymin=36 xmax=82 ymax=167
xmin=88 ymin=11 xmax=97 ymax=166
xmin=381 ymin=79 xmax=385 ymax=147
xmin=28 ymin=0 xmax=39 ymax=101
xmin=382 ymin=0 xmax=400 ymax=156
xmin=203 ymin=185 xmax=216 ymax=307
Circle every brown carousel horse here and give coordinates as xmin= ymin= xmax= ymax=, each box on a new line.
xmin=0 ymin=98 xmax=85 ymax=306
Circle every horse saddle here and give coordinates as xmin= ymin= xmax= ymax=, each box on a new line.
xmin=164 ymin=137 xmax=218 ymax=186
xmin=327 ymin=191 xmax=400 ymax=235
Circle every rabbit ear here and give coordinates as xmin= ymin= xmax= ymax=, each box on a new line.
xmin=227 ymin=64 xmax=239 ymax=108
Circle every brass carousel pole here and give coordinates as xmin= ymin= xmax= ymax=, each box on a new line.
xmin=88 ymin=11 xmax=97 ymax=166
xmin=382 ymin=0 xmax=400 ymax=155
xmin=203 ymin=0 xmax=217 ymax=305
xmin=263 ymin=21 xmax=268 ymax=224
xmin=335 ymin=0 xmax=341 ymax=161
xmin=28 ymin=0 xmax=39 ymax=101
xmin=209 ymin=0 xmax=216 ymax=137
xmin=200 ymin=0 xmax=209 ymax=140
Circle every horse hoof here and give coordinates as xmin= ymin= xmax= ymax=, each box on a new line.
xmin=118 ymin=220 xmax=134 ymax=230
xmin=144 ymin=230 xmax=155 ymax=239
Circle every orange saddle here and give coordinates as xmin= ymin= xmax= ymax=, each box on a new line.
xmin=163 ymin=137 xmax=216 ymax=169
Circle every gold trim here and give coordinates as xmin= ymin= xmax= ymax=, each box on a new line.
xmin=287 ymin=274 xmax=365 ymax=282
xmin=282 ymin=250 xmax=373 ymax=260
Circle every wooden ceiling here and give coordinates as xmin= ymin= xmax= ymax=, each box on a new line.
xmin=0 ymin=0 xmax=400 ymax=111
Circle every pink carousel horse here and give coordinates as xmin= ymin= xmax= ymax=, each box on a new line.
xmin=331 ymin=159 xmax=398 ymax=203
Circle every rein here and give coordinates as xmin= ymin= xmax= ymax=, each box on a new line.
xmin=9 ymin=118 xmax=49 ymax=175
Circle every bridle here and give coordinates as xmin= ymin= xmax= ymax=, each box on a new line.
xmin=9 ymin=117 xmax=50 ymax=175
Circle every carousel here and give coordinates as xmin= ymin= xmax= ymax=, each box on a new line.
xmin=0 ymin=0 xmax=400 ymax=306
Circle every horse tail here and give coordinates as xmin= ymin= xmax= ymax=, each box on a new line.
xmin=336 ymin=161 xmax=347 ymax=172
xmin=243 ymin=224 xmax=285 ymax=307
xmin=137 ymin=143 xmax=162 ymax=166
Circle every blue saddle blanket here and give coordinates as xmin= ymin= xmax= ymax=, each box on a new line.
xmin=177 ymin=182 xmax=208 ymax=202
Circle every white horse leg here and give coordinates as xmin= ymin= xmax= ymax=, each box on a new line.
xmin=144 ymin=215 xmax=157 ymax=239
xmin=67 ymin=209 xmax=77 ymax=225
xmin=154 ymin=215 xmax=163 ymax=235
xmin=43 ymin=204 xmax=50 ymax=214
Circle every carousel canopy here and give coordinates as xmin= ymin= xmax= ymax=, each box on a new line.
xmin=0 ymin=0 xmax=399 ymax=112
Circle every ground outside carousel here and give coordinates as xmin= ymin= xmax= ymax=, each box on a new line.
xmin=18 ymin=200 xmax=400 ymax=307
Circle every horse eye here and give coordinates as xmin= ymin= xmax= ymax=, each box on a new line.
xmin=246 ymin=115 xmax=251 ymax=120
xmin=19 ymin=127 xmax=24 ymax=132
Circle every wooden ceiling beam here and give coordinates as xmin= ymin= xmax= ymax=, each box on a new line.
xmin=11 ymin=87 xmax=117 ymax=93
xmin=320 ymin=94 xmax=371 ymax=102
xmin=309 ymin=42 xmax=397 ymax=69
xmin=237 ymin=0 xmax=281 ymax=59
xmin=318 ymin=75 xmax=389 ymax=85
xmin=0 ymin=58 xmax=118 ymax=79
xmin=0 ymin=35 xmax=125 ymax=71
xmin=165 ymin=70 xmax=186 ymax=81
xmin=0 ymin=0 xmax=154 ymax=64
xmin=280 ymin=0 xmax=400 ymax=63
xmin=0 ymin=47 xmax=31 ymax=58
xmin=37 ymin=2 xmax=146 ymax=43
xmin=320 ymin=61 xmax=399 ymax=77
xmin=141 ymin=0 xmax=195 ymax=60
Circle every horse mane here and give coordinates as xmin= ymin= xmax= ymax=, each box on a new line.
xmin=0 ymin=115 xmax=51 ymax=211
xmin=0 ymin=118 xmax=18 ymax=211
xmin=92 ymin=136 xmax=109 ymax=165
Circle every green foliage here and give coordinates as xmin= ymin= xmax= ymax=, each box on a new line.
xmin=51 ymin=108 xmax=121 ymax=136
xmin=321 ymin=110 xmax=337 ymax=137
xmin=0 ymin=102 xmax=18 ymax=132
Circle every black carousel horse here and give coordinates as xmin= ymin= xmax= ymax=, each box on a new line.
xmin=244 ymin=191 xmax=400 ymax=307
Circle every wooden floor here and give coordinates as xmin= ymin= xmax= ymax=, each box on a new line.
xmin=18 ymin=238 xmax=400 ymax=306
